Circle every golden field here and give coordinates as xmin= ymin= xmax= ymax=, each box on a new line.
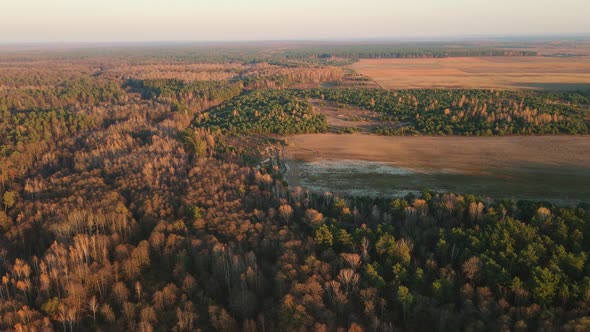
xmin=349 ymin=56 xmax=590 ymax=90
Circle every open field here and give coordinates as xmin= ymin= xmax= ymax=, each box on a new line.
xmin=349 ymin=56 xmax=590 ymax=90
xmin=284 ymin=134 xmax=590 ymax=203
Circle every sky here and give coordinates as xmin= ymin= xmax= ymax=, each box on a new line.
xmin=1 ymin=0 xmax=589 ymax=43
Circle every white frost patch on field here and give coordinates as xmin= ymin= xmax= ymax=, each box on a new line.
xmin=289 ymin=159 xmax=451 ymax=197
xmin=300 ymin=159 xmax=418 ymax=175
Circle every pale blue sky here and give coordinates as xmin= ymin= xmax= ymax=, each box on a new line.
xmin=1 ymin=0 xmax=589 ymax=42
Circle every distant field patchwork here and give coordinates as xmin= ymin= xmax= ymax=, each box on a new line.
xmin=349 ymin=56 xmax=590 ymax=90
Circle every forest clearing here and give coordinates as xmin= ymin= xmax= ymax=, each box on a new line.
xmin=309 ymin=99 xmax=399 ymax=133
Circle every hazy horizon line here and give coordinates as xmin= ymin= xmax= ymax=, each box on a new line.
xmin=2 ymin=33 xmax=590 ymax=47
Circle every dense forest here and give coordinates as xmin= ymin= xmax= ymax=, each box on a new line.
xmin=0 ymin=45 xmax=590 ymax=331
xmin=296 ymin=89 xmax=590 ymax=135
xmin=195 ymin=90 xmax=328 ymax=135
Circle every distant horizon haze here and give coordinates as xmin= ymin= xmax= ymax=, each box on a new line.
xmin=2 ymin=34 xmax=590 ymax=47
xmin=1 ymin=0 xmax=589 ymax=43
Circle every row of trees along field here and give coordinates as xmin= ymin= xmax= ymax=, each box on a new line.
xmin=296 ymin=89 xmax=590 ymax=135
xmin=282 ymin=45 xmax=538 ymax=63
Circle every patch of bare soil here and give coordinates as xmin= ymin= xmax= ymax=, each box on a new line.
xmin=310 ymin=99 xmax=398 ymax=132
